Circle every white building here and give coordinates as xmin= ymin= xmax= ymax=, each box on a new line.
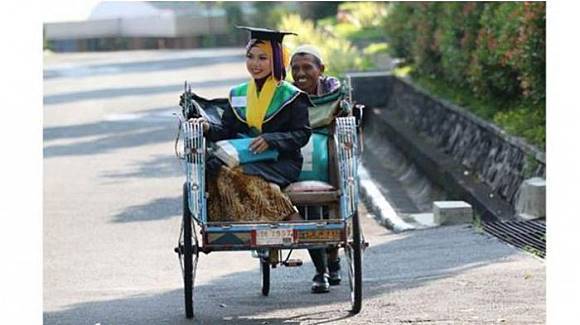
xmin=44 ymin=1 xmax=235 ymax=52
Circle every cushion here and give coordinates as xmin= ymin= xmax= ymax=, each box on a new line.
xmin=285 ymin=180 xmax=335 ymax=193
xmin=298 ymin=132 xmax=329 ymax=182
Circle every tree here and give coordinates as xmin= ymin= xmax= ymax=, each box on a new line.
xmin=299 ymin=2 xmax=341 ymax=22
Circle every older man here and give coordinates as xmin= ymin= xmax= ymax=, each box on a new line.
xmin=290 ymin=45 xmax=342 ymax=294
xmin=291 ymin=45 xmax=341 ymax=96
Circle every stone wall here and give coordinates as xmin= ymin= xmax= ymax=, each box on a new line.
xmin=348 ymin=72 xmax=545 ymax=208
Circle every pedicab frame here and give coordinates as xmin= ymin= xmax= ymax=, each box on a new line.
xmin=174 ymin=78 xmax=366 ymax=319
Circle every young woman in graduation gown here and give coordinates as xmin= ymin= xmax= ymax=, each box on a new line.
xmin=192 ymin=27 xmax=312 ymax=222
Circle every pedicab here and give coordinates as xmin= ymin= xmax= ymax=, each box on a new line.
xmin=173 ymin=78 xmax=367 ymax=319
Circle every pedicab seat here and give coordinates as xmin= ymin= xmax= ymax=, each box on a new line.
xmin=284 ymin=180 xmax=338 ymax=205
xmin=179 ymin=83 xmax=359 ymax=213
xmin=284 ymin=83 xmax=351 ymax=210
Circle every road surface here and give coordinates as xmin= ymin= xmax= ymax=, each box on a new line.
xmin=43 ymin=49 xmax=545 ymax=324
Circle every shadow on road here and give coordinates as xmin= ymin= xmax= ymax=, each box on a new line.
xmin=43 ymin=53 xmax=244 ymax=80
xmin=44 ymin=78 xmax=245 ymax=106
xmin=111 ymin=196 xmax=181 ymax=223
xmin=44 ymin=226 xmax=520 ymax=324
xmin=44 ymin=106 xmax=176 ymax=141
xmin=44 ymin=106 xmax=182 ymax=158
xmin=44 ymin=125 xmax=173 ymax=158
xmin=101 ymin=154 xmax=182 ymax=180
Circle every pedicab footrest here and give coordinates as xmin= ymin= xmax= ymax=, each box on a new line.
xmin=282 ymin=259 xmax=303 ymax=267
xmin=203 ymin=223 xmax=346 ymax=250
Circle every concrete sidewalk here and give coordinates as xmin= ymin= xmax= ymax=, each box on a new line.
xmin=357 ymin=171 xmax=545 ymax=323
xmin=358 ymin=220 xmax=545 ymax=324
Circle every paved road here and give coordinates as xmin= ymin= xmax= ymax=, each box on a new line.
xmin=43 ymin=49 xmax=545 ymax=324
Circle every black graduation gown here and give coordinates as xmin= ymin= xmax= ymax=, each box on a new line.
xmin=206 ymin=92 xmax=312 ymax=188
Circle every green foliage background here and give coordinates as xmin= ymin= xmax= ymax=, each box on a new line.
xmin=242 ymin=1 xmax=545 ymax=148
xmin=277 ymin=2 xmax=389 ymax=77
xmin=385 ymin=2 xmax=545 ymax=147
xmin=278 ymin=14 xmax=369 ymax=78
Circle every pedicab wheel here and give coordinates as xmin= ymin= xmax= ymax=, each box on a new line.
xmin=345 ymin=209 xmax=362 ymax=314
xmin=181 ymin=183 xmax=198 ymax=319
xmin=260 ymin=257 xmax=270 ymax=296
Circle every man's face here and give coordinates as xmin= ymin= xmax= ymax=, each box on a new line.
xmin=291 ymin=54 xmax=324 ymax=95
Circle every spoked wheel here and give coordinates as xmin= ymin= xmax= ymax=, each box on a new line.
xmin=177 ymin=183 xmax=199 ymax=319
xmin=260 ymin=256 xmax=270 ymax=296
xmin=344 ymin=209 xmax=363 ymax=314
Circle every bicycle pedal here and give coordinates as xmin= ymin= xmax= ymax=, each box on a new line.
xmin=283 ymin=259 xmax=303 ymax=267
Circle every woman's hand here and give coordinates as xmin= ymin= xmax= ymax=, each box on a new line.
xmin=249 ymin=136 xmax=270 ymax=154
xmin=188 ymin=117 xmax=209 ymax=134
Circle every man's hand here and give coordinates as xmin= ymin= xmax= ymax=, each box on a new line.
xmin=187 ymin=117 xmax=209 ymax=134
xmin=249 ymin=136 xmax=270 ymax=154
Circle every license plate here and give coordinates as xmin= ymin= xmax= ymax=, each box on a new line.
xmin=255 ymin=229 xmax=294 ymax=246
xmin=299 ymin=229 xmax=341 ymax=242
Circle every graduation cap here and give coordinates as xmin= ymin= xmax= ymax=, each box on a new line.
xmin=236 ymin=26 xmax=297 ymax=81
xmin=236 ymin=26 xmax=297 ymax=43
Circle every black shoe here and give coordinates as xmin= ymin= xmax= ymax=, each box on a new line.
xmin=311 ymin=273 xmax=330 ymax=293
xmin=328 ymin=258 xmax=341 ymax=286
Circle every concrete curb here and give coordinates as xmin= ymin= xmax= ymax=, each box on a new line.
xmin=359 ymin=165 xmax=415 ymax=232
xmin=367 ymin=108 xmax=515 ymax=222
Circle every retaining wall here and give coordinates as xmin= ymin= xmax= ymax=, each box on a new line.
xmin=347 ymin=72 xmax=546 ymax=220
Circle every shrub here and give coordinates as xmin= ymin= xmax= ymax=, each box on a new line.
xmin=469 ymin=3 xmax=525 ymax=102
xmin=384 ymin=3 xmax=416 ymax=59
xmin=318 ymin=2 xmax=389 ymax=47
xmin=251 ymin=2 xmax=296 ymax=30
xmin=412 ymin=3 xmax=444 ymax=76
xmin=277 ymin=14 xmax=368 ymax=77
xmin=436 ymin=2 xmax=484 ymax=84
xmin=336 ymin=2 xmax=389 ymax=29
xmin=363 ymin=42 xmax=389 ymax=56
xmin=384 ymin=2 xmax=545 ymax=148
xmin=509 ymin=2 xmax=546 ymax=105
xmin=298 ymin=2 xmax=341 ymax=21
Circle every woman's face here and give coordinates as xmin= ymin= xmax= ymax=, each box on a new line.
xmin=246 ymin=46 xmax=272 ymax=80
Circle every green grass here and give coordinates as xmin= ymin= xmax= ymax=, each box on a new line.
xmin=523 ymin=245 xmax=544 ymax=258
xmin=472 ymin=214 xmax=484 ymax=234
xmin=363 ymin=42 xmax=389 ymax=55
xmin=393 ymin=65 xmax=413 ymax=78
xmin=347 ymin=27 xmax=388 ymax=42
xmin=333 ymin=22 xmax=361 ymax=38
xmin=316 ymin=16 xmax=337 ymax=28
